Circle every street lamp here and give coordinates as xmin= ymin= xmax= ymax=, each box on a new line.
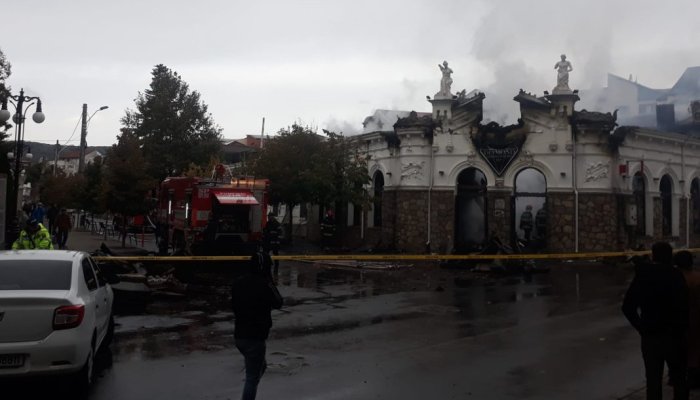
xmin=78 ymin=104 xmax=108 ymax=173
xmin=53 ymin=105 xmax=108 ymax=176
xmin=0 ymin=88 xmax=45 ymax=247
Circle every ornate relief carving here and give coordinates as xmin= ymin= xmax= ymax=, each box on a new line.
xmin=584 ymin=162 xmax=609 ymax=182
xmin=401 ymin=161 xmax=425 ymax=180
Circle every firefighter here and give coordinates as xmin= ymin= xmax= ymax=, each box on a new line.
xmin=519 ymin=205 xmax=534 ymax=242
xmin=12 ymin=218 xmax=54 ymax=250
xmin=535 ymin=206 xmax=547 ymax=239
xmin=320 ymin=210 xmax=336 ymax=249
xmin=263 ymin=213 xmax=282 ymax=276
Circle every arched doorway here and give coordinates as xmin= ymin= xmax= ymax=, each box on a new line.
xmin=454 ymin=168 xmax=487 ymax=252
xmin=660 ymin=175 xmax=673 ymax=236
xmin=513 ymin=168 xmax=546 ymax=247
xmin=633 ymin=171 xmax=646 ymax=236
xmin=692 ymin=178 xmax=700 ymax=233
xmin=372 ymin=171 xmax=384 ymax=227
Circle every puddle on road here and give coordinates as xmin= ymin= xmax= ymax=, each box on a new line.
xmin=108 ymin=261 xmax=633 ymax=360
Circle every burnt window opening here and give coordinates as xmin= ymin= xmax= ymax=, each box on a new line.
xmin=373 ymin=171 xmax=384 ymax=227
xmin=514 ymin=168 xmax=547 ymax=245
xmin=660 ymin=175 xmax=673 ymax=236
xmin=454 ymin=168 xmax=487 ymax=252
xmin=633 ymin=172 xmax=646 ymax=236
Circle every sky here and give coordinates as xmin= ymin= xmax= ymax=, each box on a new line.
xmin=2 ymin=0 xmax=699 ymax=146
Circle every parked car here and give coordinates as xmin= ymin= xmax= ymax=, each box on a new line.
xmin=0 ymin=250 xmax=115 ymax=393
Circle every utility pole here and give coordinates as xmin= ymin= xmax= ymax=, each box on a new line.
xmin=78 ymin=103 xmax=87 ymax=173
xmin=53 ymin=139 xmax=59 ymax=175
xmin=260 ymin=117 xmax=265 ymax=149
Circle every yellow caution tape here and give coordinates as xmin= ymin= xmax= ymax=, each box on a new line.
xmin=91 ymin=248 xmax=700 ymax=263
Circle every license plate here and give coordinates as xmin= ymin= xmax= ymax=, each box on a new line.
xmin=0 ymin=354 xmax=24 ymax=368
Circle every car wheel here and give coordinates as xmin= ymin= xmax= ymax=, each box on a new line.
xmin=103 ymin=315 xmax=115 ymax=347
xmin=74 ymin=342 xmax=94 ymax=396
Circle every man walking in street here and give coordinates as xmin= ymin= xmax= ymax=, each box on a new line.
xmin=519 ymin=205 xmax=534 ymax=242
xmin=623 ymin=241 xmax=689 ymax=400
xmin=55 ymin=209 xmax=73 ymax=250
xmin=231 ymin=251 xmax=282 ymax=400
xmin=12 ymin=218 xmax=54 ymax=250
xmin=675 ymin=250 xmax=700 ymax=388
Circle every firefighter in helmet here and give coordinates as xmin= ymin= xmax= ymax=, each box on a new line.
xmin=12 ymin=218 xmax=54 ymax=250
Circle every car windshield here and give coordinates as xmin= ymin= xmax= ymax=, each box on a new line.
xmin=0 ymin=260 xmax=73 ymax=290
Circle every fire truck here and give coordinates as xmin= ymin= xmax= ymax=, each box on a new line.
xmin=157 ymin=168 xmax=270 ymax=255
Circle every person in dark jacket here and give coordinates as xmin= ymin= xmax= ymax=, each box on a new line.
xmin=675 ymin=250 xmax=700 ymax=388
xmin=623 ymin=242 xmax=689 ymax=400
xmin=263 ymin=214 xmax=282 ymax=276
xmin=231 ymin=251 xmax=281 ymax=400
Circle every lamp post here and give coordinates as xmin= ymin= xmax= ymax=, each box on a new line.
xmin=0 ymin=88 xmax=45 ymax=247
xmin=78 ymin=104 xmax=108 ymax=173
xmin=53 ymin=105 xmax=108 ymax=176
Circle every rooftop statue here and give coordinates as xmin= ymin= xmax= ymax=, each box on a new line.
xmin=437 ymin=61 xmax=453 ymax=98
xmin=554 ymin=54 xmax=573 ymax=92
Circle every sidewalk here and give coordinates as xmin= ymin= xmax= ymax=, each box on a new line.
xmin=65 ymin=229 xmax=155 ymax=254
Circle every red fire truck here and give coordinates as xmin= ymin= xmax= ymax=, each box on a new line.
xmin=157 ymin=171 xmax=270 ymax=255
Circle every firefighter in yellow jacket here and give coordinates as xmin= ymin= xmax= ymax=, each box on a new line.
xmin=12 ymin=218 xmax=54 ymax=250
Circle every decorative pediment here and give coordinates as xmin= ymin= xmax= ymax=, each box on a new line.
xmin=471 ymin=119 xmax=527 ymax=176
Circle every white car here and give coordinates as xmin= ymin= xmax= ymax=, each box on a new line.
xmin=0 ymin=250 xmax=115 ymax=391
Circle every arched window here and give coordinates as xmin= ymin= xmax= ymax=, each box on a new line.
xmin=372 ymin=171 xmax=384 ymax=227
xmin=632 ymin=172 xmax=646 ymax=235
xmin=514 ymin=168 xmax=547 ymax=245
xmin=692 ymin=178 xmax=700 ymax=234
xmin=660 ymin=175 xmax=673 ymax=236
xmin=454 ymin=168 xmax=487 ymax=251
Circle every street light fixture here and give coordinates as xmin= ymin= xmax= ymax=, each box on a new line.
xmin=0 ymin=88 xmax=45 ymax=247
xmin=54 ymin=104 xmax=108 ymax=176
xmin=78 ymin=104 xmax=108 ymax=173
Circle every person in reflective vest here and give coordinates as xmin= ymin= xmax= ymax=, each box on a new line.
xmin=12 ymin=218 xmax=54 ymax=250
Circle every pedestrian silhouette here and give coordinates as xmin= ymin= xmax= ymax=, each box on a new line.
xmin=623 ymin=242 xmax=689 ymax=400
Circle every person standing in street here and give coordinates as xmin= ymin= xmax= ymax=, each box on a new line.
xmin=519 ymin=205 xmax=534 ymax=242
xmin=12 ymin=218 xmax=54 ymax=250
xmin=47 ymin=204 xmax=59 ymax=235
xmin=623 ymin=242 xmax=689 ymax=400
xmin=231 ymin=251 xmax=282 ymax=400
xmin=55 ymin=209 xmax=73 ymax=250
xmin=31 ymin=202 xmax=46 ymax=224
xmin=675 ymin=250 xmax=700 ymax=388
xmin=263 ymin=213 xmax=282 ymax=276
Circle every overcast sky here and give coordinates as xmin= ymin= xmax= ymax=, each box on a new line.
xmin=2 ymin=0 xmax=699 ymax=146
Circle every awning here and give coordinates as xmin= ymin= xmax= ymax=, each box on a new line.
xmin=211 ymin=190 xmax=259 ymax=205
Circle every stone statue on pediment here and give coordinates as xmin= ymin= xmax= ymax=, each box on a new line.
xmin=554 ymin=54 xmax=573 ymax=92
xmin=436 ymin=61 xmax=453 ymax=98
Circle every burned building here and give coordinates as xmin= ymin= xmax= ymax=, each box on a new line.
xmin=350 ymin=60 xmax=700 ymax=253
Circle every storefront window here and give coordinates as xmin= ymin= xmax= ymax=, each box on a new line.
xmin=373 ymin=171 xmax=384 ymax=227
xmin=660 ymin=175 xmax=673 ymax=236
xmin=514 ymin=168 xmax=546 ymax=246
xmin=454 ymin=168 xmax=487 ymax=251
xmin=692 ymin=179 xmax=700 ymax=234
xmin=633 ymin=172 xmax=646 ymax=236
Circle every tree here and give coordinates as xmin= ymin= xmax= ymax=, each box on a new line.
xmin=78 ymin=156 xmax=106 ymax=214
xmin=252 ymin=125 xmax=370 ymax=241
xmin=0 ymin=47 xmax=12 ymax=175
xmin=311 ymin=130 xmax=371 ymax=211
xmin=252 ymin=124 xmax=326 ymax=240
xmin=101 ymin=133 xmax=154 ymax=246
xmin=121 ymin=64 xmax=222 ymax=182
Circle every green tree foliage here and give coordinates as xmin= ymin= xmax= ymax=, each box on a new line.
xmin=0 ymin=47 xmax=12 ymax=175
xmin=78 ymin=156 xmax=106 ymax=214
xmin=311 ymin=130 xmax=370 ymax=208
xmin=37 ymin=171 xmax=84 ymax=209
xmin=252 ymin=125 xmax=370 ymax=236
xmin=121 ymin=64 xmax=222 ymax=182
xmin=252 ymin=124 xmax=326 ymax=209
xmin=102 ymin=133 xmax=154 ymax=223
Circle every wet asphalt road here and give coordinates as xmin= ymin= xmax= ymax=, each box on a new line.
xmin=10 ymin=260 xmax=647 ymax=399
